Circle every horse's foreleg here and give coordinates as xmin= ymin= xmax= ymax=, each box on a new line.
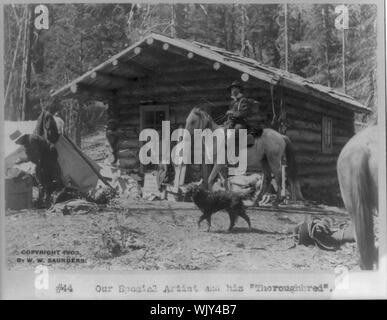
xmin=218 ymin=171 xmax=229 ymax=190
xmin=208 ymin=164 xmax=223 ymax=190
xmin=253 ymin=159 xmax=271 ymax=206
xmin=253 ymin=175 xmax=270 ymax=206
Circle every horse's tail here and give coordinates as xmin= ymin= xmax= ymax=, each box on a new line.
xmin=339 ymin=152 xmax=375 ymax=270
xmin=283 ymin=135 xmax=304 ymax=201
xmin=283 ymin=135 xmax=297 ymax=181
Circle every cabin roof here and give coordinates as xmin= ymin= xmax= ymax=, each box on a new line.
xmin=52 ymin=33 xmax=371 ymax=114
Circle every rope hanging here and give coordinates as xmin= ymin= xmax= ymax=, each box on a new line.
xmin=270 ymin=80 xmax=277 ymax=127
xmin=278 ymin=78 xmax=285 ymax=133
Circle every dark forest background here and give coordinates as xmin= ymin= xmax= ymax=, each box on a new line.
xmin=3 ymin=3 xmax=377 ymax=128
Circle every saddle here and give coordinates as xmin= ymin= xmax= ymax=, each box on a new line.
xmin=225 ymin=117 xmax=262 ymax=148
xmin=225 ymin=124 xmax=258 ymax=147
xmin=293 ymin=217 xmax=351 ymax=251
xmin=247 ymin=127 xmax=264 ymax=146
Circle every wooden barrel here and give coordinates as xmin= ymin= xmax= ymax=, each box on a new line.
xmin=5 ymin=175 xmax=33 ymax=210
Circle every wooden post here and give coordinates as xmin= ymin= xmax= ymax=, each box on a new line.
xmin=284 ymin=4 xmax=289 ymax=71
xmin=240 ymin=4 xmax=246 ymax=56
xmin=174 ymin=164 xmax=186 ymax=189
xmin=66 ymin=98 xmax=82 ymax=147
xmin=170 ymin=4 xmax=176 ymax=37
xmin=335 ymin=4 xmax=349 ymax=93
xmin=342 ymin=28 xmax=346 ymax=93
xmin=281 ymin=164 xmax=286 ymax=197
xmin=74 ymin=97 xmax=86 ymax=147
xmin=321 ymin=7 xmax=331 ymax=87
xmin=76 ymin=105 xmax=82 ymax=147
xmin=69 ymin=100 xmax=76 ymax=143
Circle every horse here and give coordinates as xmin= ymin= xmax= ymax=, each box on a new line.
xmin=184 ymin=107 xmax=304 ymax=206
xmin=337 ymin=125 xmax=378 ymax=270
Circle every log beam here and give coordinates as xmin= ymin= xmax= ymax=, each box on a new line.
xmin=285 ymin=91 xmax=353 ymax=120
xmin=112 ymin=59 xmax=153 ymax=78
xmin=287 ymin=129 xmax=322 ymax=143
xmin=286 ymin=116 xmax=351 ymax=135
xmin=282 ymin=78 xmax=368 ymax=114
xmin=116 ymin=92 xmax=255 ymax=106
xmin=110 ymin=58 xmax=234 ymax=91
xmin=70 ymin=83 xmax=116 ymax=100
xmin=295 ymin=154 xmax=338 ymax=165
xmin=300 ymin=176 xmax=338 ymax=188
xmin=143 ymin=45 xmax=188 ymax=65
xmin=116 ymin=77 xmax=269 ymax=98
xmin=298 ymin=164 xmax=337 ymax=177
xmin=90 ymin=71 xmax=138 ymax=88
xmin=292 ymin=141 xmax=344 ymax=154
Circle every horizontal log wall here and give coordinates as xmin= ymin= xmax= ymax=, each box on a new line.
xmin=108 ymin=103 xmax=141 ymax=170
xmin=283 ymin=89 xmax=354 ymax=204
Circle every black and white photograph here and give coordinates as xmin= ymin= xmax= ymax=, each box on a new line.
xmin=1 ymin=1 xmax=386 ymax=299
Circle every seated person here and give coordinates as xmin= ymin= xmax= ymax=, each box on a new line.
xmin=225 ymin=80 xmax=263 ymax=147
xmin=14 ymin=132 xmax=63 ymax=207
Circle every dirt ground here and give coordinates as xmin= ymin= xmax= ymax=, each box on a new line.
xmin=5 ymin=129 xmax=361 ymax=271
xmin=6 ymin=201 xmax=360 ymax=271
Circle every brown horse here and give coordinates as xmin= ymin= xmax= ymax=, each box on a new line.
xmin=337 ymin=125 xmax=378 ymax=270
xmin=184 ymin=108 xmax=303 ymax=206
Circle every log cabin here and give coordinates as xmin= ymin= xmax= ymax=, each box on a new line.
xmin=52 ymin=33 xmax=371 ymax=204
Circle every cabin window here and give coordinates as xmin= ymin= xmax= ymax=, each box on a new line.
xmin=322 ymin=116 xmax=333 ymax=153
xmin=143 ymin=110 xmax=165 ymax=131
xmin=139 ymin=105 xmax=170 ymax=172
xmin=140 ymin=105 xmax=170 ymax=132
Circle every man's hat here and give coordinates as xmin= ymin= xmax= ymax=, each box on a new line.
xmin=227 ymin=80 xmax=244 ymax=92
xmin=9 ymin=130 xmax=27 ymax=145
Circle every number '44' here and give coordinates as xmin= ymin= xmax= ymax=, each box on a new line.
xmin=63 ymin=284 xmax=73 ymax=293
xmin=34 ymin=5 xmax=49 ymax=30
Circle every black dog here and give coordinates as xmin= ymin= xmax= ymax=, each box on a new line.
xmin=185 ymin=184 xmax=251 ymax=232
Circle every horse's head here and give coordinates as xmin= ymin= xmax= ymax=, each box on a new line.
xmin=185 ymin=107 xmax=214 ymax=135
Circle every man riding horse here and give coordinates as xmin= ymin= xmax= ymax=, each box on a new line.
xmin=225 ymin=80 xmax=262 ymax=147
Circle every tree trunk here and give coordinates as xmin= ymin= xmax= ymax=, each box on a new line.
xmin=4 ymin=8 xmax=25 ymax=117
xmin=170 ymin=4 xmax=176 ymax=37
xmin=75 ymin=109 xmax=82 ymax=147
xmin=321 ymin=6 xmax=332 ymax=87
xmin=175 ymin=4 xmax=186 ymax=38
xmin=20 ymin=5 xmax=34 ymax=120
xmin=240 ymin=5 xmax=246 ymax=56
